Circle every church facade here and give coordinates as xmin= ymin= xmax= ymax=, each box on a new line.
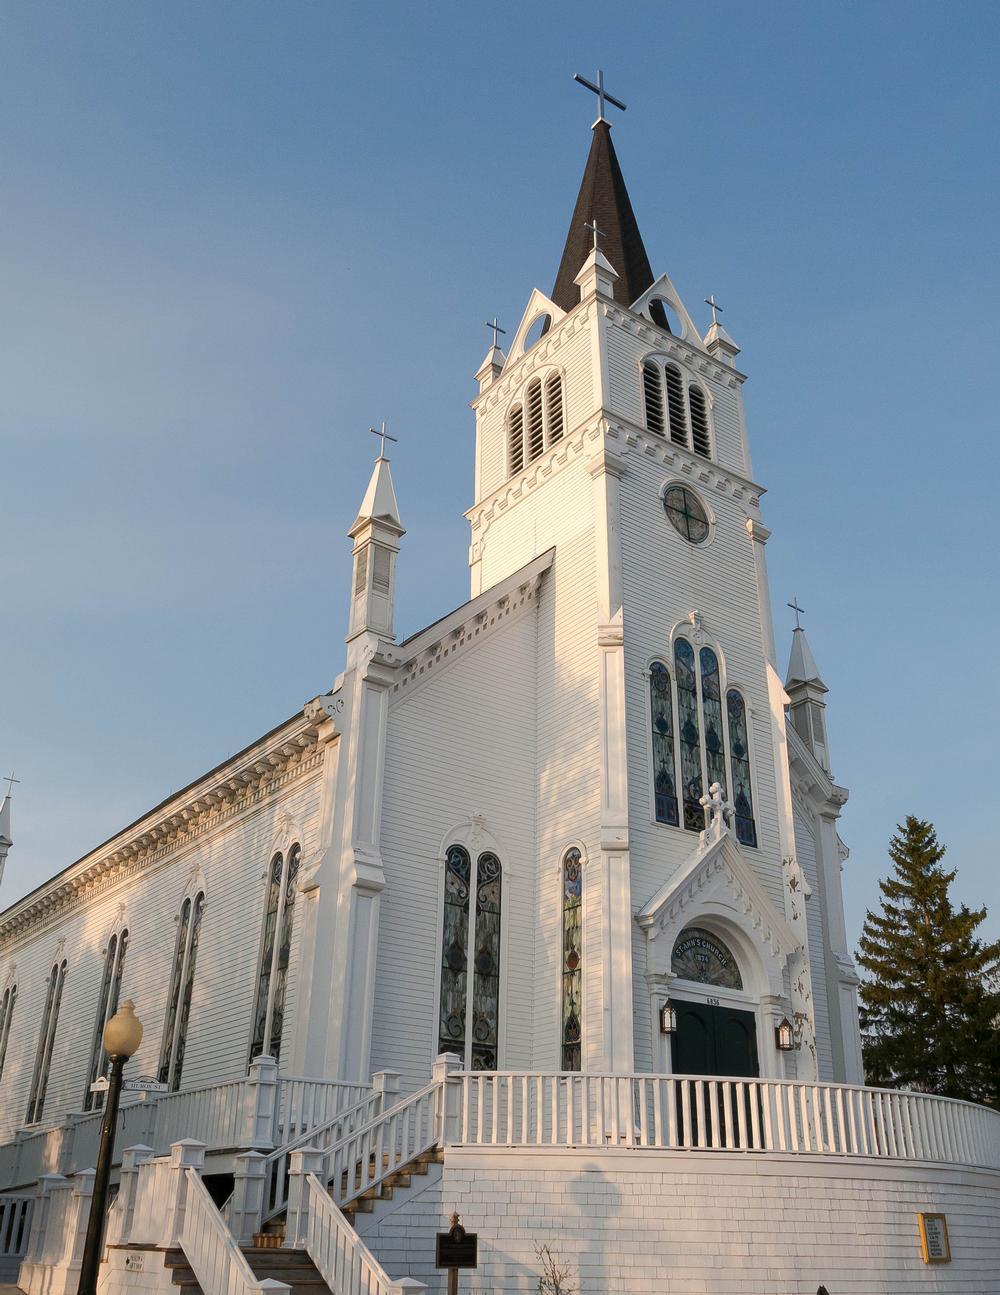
xmin=2 ymin=101 xmax=998 ymax=1295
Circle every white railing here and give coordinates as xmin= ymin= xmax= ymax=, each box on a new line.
xmin=299 ymin=1174 xmax=405 ymax=1295
xmin=0 ymin=1193 xmax=34 ymax=1281
xmin=277 ymin=1078 xmax=372 ymax=1142
xmin=182 ymin=1169 xmax=289 ymax=1295
xmin=450 ymin=1072 xmax=1000 ymax=1169
xmin=263 ymin=1089 xmax=384 ymax=1219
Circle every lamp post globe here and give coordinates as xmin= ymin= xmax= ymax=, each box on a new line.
xmin=77 ymin=1001 xmax=143 ymax=1295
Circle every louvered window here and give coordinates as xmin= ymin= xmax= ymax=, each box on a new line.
xmin=643 ymin=363 xmax=665 ymax=436
xmin=372 ymin=545 xmax=391 ymax=594
xmin=26 ymin=959 xmax=67 ymax=1124
xmin=689 ymin=386 xmax=711 ymax=458
xmin=508 ymin=405 xmax=524 ymax=475
xmin=526 ymin=380 xmax=544 ymax=461
xmin=0 ymin=985 xmax=16 ymax=1082
xmin=353 ymin=545 xmax=368 ymax=595
xmin=664 ymin=365 xmax=688 ymax=446
xmin=545 ymin=372 xmax=564 ymax=444
xmin=84 ymin=928 xmax=129 ymax=1110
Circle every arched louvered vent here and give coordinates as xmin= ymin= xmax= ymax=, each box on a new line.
xmin=689 ymin=386 xmax=711 ymax=459
xmin=526 ymin=380 xmax=544 ymax=461
xmin=545 ymin=372 xmax=564 ymax=444
xmin=508 ymin=405 xmax=524 ymax=475
xmin=642 ymin=363 xmax=665 ymax=436
xmin=664 ymin=365 xmax=688 ymax=447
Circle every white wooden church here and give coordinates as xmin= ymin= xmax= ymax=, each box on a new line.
xmin=1 ymin=84 xmax=998 ymax=1295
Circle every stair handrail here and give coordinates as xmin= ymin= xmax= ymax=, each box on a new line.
xmin=299 ymin=1173 xmax=400 ymax=1295
xmin=182 ymin=1168 xmax=290 ymax=1295
xmin=265 ymin=1088 xmax=384 ymax=1170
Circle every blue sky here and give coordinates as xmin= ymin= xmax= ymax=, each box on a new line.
xmin=3 ymin=1 xmax=999 ymax=950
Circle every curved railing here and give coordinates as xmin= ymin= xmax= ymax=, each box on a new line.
xmin=449 ymin=1071 xmax=1000 ymax=1169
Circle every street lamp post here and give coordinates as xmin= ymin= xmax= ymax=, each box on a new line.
xmin=77 ymin=999 xmax=143 ymax=1295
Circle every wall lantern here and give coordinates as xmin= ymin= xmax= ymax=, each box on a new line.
xmin=774 ymin=1017 xmax=797 ymax=1051
xmin=659 ymin=1000 xmax=677 ymax=1034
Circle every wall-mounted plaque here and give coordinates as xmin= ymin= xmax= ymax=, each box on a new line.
xmin=917 ymin=1213 xmax=951 ymax=1264
xmin=436 ymin=1217 xmax=478 ymax=1270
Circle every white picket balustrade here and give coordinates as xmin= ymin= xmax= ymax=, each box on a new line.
xmin=182 ymin=1169 xmax=289 ymax=1295
xmin=156 ymin=1078 xmax=248 ymax=1150
xmin=276 ymin=1078 xmax=372 ymax=1143
xmin=300 ymin=1174 xmax=399 ymax=1295
xmin=0 ymin=1194 xmax=32 ymax=1257
xmin=451 ymin=1072 xmax=1000 ymax=1169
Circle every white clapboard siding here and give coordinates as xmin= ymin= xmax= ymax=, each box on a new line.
xmin=794 ymin=810 xmax=835 ymax=1081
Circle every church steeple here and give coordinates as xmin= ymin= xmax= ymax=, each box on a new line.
xmin=347 ymin=428 xmax=404 ymax=641
xmin=0 ymin=789 xmax=12 ymax=891
xmin=551 ymin=119 xmax=655 ymax=313
xmin=785 ymin=611 xmax=832 ymax=773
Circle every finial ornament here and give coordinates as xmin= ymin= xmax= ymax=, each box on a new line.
xmin=484 ymin=317 xmax=506 ymax=349
xmin=705 ymin=294 xmax=723 ymax=326
xmin=573 ymin=69 xmax=627 ymax=124
xmin=584 ymin=218 xmax=606 ymax=253
xmin=2 ymin=773 xmax=18 ymax=798
xmin=699 ymin=781 xmax=733 ymax=844
xmin=787 ymin=596 xmax=806 ymax=630
xmin=369 ymin=421 xmax=398 ymax=460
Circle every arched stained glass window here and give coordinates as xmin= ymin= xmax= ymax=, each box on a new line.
xmin=438 ymin=846 xmax=503 ymax=1069
xmin=250 ymin=847 xmax=300 ymax=1065
xmin=0 ymin=984 xmax=16 ymax=1082
xmin=727 ymin=691 xmax=758 ymax=847
xmin=471 ymin=853 xmax=502 ymax=1070
xmin=699 ymin=648 xmax=727 ymax=797
xmin=159 ymin=892 xmax=205 ymax=1090
xmin=650 ymin=662 xmax=679 ymax=826
xmin=674 ymin=639 xmax=704 ymax=832
xmin=84 ymin=928 xmax=129 ymax=1110
xmin=26 ymin=959 xmax=67 ymax=1124
xmin=438 ymin=846 xmax=471 ymax=1059
xmin=561 ymin=849 xmax=582 ymax=1071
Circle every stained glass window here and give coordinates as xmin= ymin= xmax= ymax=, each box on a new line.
xmin=699 ymin=647 xmax=727 ymax=798
xmin=250 ymin=847 xmax=301 ymax=1065
xmin=84 ymin=928 xmax=129 ymax=1110
xmin=649 ymin=662 xmax=679 ymax=826
xmin=674 ymin=639 xmax=704 ymax=832
xmin=159 ymin=892 xmax=204 ymax=1090
xmin=727 ymin=690 xmax=758 ymax=848
xmin=561 ymin=849 xmax=583 ymax=1071
xmin=663 ymin=485 xmax=709 ymax=544
xmin=471 ymin=854 xmax=502 ymax=1070
xmin=0 ymin=984 xmax=16 ymax=1082
xmin=671 ymin=927 xmax=743 ymax=989
xmin=438 ymin=846 xmax=471 ymax=1059
xmin=26 ymin=959 xmax=67 ymax=1124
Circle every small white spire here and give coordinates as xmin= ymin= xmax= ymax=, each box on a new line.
xmin=785 ymin=627 xmax=826 ymax=690
xmin=350 ymin=440 xmax=404 ymax=539
xmin=0 ymin=794 xmax=11 ymax=851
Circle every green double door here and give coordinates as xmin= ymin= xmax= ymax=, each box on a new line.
xmin=671 ymin=999 xmax=759 ymax=1078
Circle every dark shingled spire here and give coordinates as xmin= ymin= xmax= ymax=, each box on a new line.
xmin=551 ymin=120 xmax=655 ymax=314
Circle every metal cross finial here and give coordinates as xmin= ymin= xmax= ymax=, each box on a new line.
xmin=787 ymin=597 xmax=806 ymax=630
xmin=573 ymin=70 xmax=627 ymax=124
xmin=369 ymin=421 xmax=398 ymax=459
xmin=2 ymin=773 xmax=19 ymax=798
xmin=705 ymin=294 xmax=723 ymax=326
xmin=584 ymin=218 xmax=606 ymax=253
xmin=484 ymin=317 xmax=506 ymax=349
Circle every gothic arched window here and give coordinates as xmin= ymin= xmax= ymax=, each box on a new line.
xmin=545 ymin=372 xmax=564 ymax=444
xmin=508 ymin=404 xmax=524 ymax=475
xmin=727 ymin=691 xmax=758 ymax=847
xmin=649 ymin=662 xmax=679 ymax=826
xmin=84 ymin=928 xmax=129 ymax=1110
xmin=674 ymin=639 xmax=704 ymax=832
xmin=699 ymin=648 xmax=727 ymax=796
xmin=526 ymin=379 xmax=545 ymax=461
xmin=664 ymin=364 xmax=688 ymax=447
xmin=561 ymin=848 xmax=583 ymax=1071
xmin=158 ymin=892 xmax=205 ymax=1091
xmin=26 ymin=959 xmax=67 ymax=1124
xmin=250 ymin=846 xmax=300 ymax=1065
xmin=688 ymin=385 xmax=711 ymax=458
xmin=0 ymin=983 xmax=17 ymax=1083
xmin=438 ymin=846 xmax=503 ymax=1069
xmin=642 ymin=362 xmax=665 ymax=436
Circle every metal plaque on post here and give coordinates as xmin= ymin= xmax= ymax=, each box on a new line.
xmin=436 ymin=1212 xmax=478 ymax=1295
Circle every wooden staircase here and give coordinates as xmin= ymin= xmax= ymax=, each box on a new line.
xmin=163 ymin=1244 xmax=329 ymax=1293
xmin=340 ymin=1146 xmax=444 ymax=1222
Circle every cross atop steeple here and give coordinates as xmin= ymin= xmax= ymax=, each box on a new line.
xmin=2 ymin=773 xmax=18 ymax=799
xmin=584 ymin=218 xmax=606 ymax=253
xmin=705 ymin=294 xmax=723 ymax=327
xmin=787 ymin=597 xmax=806 ymax=631
xmin=573 ymin=70 xmax=627 ymax=126
xmin=484 ymin=317 xmax=506 ymax=349
xmin=369 ymin=422 xmax=398 ymax=460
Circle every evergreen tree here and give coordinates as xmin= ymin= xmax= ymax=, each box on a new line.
xmin=858 ymin=817 xmax=1000 ymax=1108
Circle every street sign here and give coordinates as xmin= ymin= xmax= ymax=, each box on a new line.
xmin=124 ymin=1078 xmax=168 ymax=1093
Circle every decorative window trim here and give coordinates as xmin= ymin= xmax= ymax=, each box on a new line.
xmin=504 ymin=367 xmax=567 ymax=480
xmin=639 ymin=354 xmax=715 ymax=461
xmin=26 ymin=956 xmax=68 ymax=1125
xmin=644 ymin=660 xmax=680 ymax=828
xmin=249 ymin=844 xmax=301 ymax=1067
xmin=0 ymin=980 xmax=16 ymax=1083
xmin=659 ymin=480 xmax=716 ymax=549
xmin=158 ymin=888 xmax=206 ymax=1091
xmin=559 ymin=844 xmax=586 ymax=1072
xmin=83 ymin=924 xmax=130 ymax=1110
